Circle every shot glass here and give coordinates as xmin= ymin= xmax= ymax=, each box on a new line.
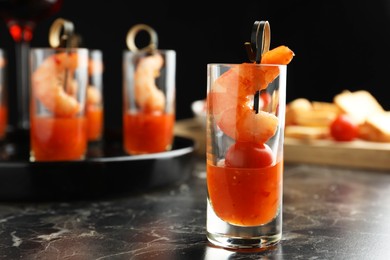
xmin=123 ymin=49 xmax=176 ymax=155
xmin=29 ymin=48 xmax=89 ymax=161
xmin=86 ymin=49 xmax=104 ymax=142
xmin=206 ymin=63 xmax=287 ymax=249
xmin=0 ymin=49 xmax=8 ymax=140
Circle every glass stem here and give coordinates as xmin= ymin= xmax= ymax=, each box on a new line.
xmin=15 ymin=40 xmax=30 ymax=131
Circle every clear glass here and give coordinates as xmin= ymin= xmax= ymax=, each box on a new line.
xmin=86 ymin=49 xmax=104 ymax=142
xmin=206 ymin=63 xmax=287 ymax=249
xmin=0 ymin=49 xmax=8 ymax=140
xmin=29 ymin=48 xmax=89 ymax=162
xmin=122 ymin=49 xmax=176 ymax=155
xmin=0 ymin=0 xmax=63 ymax=132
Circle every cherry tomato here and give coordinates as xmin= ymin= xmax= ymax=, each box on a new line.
xmin=225 ymin=142 xmax=274 ymax=168
xmin=330 ymin=114 xmax=359 ymax=141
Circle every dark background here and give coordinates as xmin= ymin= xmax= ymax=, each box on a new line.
xmin=1 ymin=0 xmax=390 ymax=132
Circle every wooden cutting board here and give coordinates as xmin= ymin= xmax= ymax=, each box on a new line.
xmin=284 ymin=137 xmax=390 ymax=171
xmin=175 ymin=118 xmax=390 ymax=171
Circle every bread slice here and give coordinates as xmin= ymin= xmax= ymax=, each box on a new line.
xmin=285 ymin=98 xmax=312 ymax=125
xmin=294 ymin=110 xmax=338 ymax=127
xmin=312 ymin=101 xmax=342 ymax=114
xmin=334 ymin=90 xmax=385 ymax=125
xmin=286 ymin=99 xmax=340 ymax=127
xmin=285 ymin=125 xmax=330 ymax=140
xmin=359 ymin=112 xmax=390 ymax=142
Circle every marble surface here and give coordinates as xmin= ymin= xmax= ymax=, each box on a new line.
xmin=1 ymin=157 xmax=390 ymax=259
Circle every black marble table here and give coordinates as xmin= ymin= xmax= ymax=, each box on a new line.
xmin=1 ymin=156 xmax=390 ymax=259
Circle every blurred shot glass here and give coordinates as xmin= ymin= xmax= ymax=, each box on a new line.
xmin=123 ymin=49 xmax=176 ymax=155
xmin=86 ymin=49 xmax=104 ymax=142
xmin=29 ymin=47 xmax=89 ymax=161
xmin=0 ymin=49 xmax=8 ymax=140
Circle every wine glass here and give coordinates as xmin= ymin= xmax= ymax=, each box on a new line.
xmin=0 ymin=0 xmax=63 ymax=134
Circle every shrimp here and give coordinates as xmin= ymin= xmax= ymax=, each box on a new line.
xmin=87 ymin=85 xmax=102 ymax=106
xmin=0 ymin=56 xmax=5 ymax=69
xmin=134 ymin=53 xmax=165 ymax=112
xmin=210 ymin=45 xmax=294 ymax=143
xmin=88 ymin=59 xmax=104 ymax=76
xmin=31 ymin=52 xmax=81 ymax=117
xmin=262 ymin=45 xmax=295 ymax=65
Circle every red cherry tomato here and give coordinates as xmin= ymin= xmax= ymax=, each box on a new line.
xmin=225 ymin=142 xmax=274 ymax=168
xmin=330 ymin=114 xmax=359 ymax=141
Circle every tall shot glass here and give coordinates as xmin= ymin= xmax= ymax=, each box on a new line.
xmin=123 ymin=49 xmax=176 ymax=155
xmin=29 ymin=48 xmax=89 ymax=161
xmin=206 ymin=63 xmax=287 ymax=249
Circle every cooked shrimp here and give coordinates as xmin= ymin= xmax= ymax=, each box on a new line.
xmin=261 ymin=45 xmax=295 ymax=65
xmin=88 ymin=59 xmax=104 ymax=75
xmin=31 ymin=52 xmax=81 ymax=117
xmin=210 ymin=46 xmax=294 ymax=143
xmin=0 ymin=56 xmax=5 ymax=69
xmin=214 ymin=92 xmax=279 ymax=143
xmin=87 ymin=85 xmax=102 ymax=105
xmin=134 ymin=53 xmax=165 ymax=112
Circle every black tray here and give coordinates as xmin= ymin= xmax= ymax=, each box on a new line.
xmin=0 ymin=129 xmax=196 ymax=201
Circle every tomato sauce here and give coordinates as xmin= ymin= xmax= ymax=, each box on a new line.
xmin=30 ymin=116 xmax=87 ymax=161
xmin=207 ymin=160 xmax=283 ymax=226
xmin=123 ymin=112 xmax=174 ymax=154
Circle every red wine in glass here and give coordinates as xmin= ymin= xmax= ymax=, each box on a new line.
xmin=0 ymin=0 xmax=63 ymax=133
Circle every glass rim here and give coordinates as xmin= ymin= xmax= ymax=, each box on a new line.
xmin=123 ymin=49 xmax=176 ymax=54
xmin=207 ymin=63 xmax=286 ymax=67
xmin=30 ymin=47 xmax=89 ymax=52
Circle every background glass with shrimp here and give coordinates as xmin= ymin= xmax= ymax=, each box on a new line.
xmin=86 ymin=49 xmax=104 ymax=143
xmin=206 ymin=63 xmax=287 ymax=249
xmin=29 ymin=47 xmax=89 ymax=162
xmin=0 ymin=49 xmax=8 ymax=141
xmin=122 ymin=49 xmax=176 ymax=155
